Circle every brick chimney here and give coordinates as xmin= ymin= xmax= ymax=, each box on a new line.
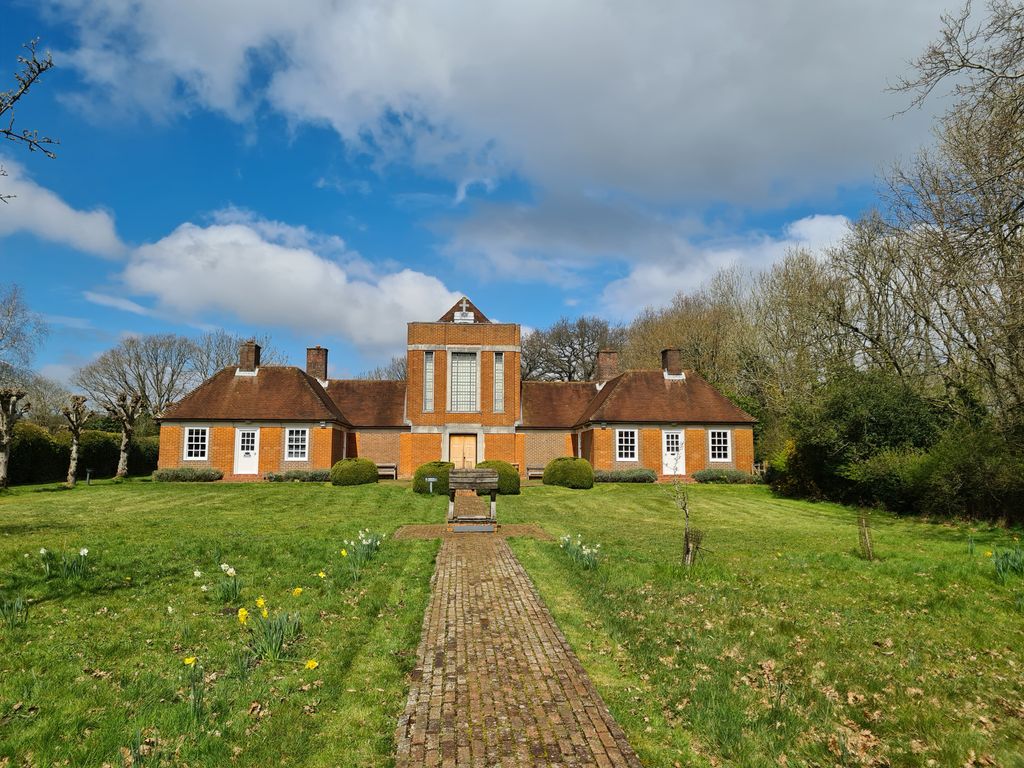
xmin=239 ymin=339 xmax=261 ymax=372
xmin=595 ymin=349 xmax=619 ymax=381
xmin=306 ymin=345 xmax=328 ymax=381
xmin=661 ymin=348 xmax=683 ymax=376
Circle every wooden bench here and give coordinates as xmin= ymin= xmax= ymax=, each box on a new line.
xmin=447 ymin=468 xmax=499 ymax=532
xmin=376 ymin=463 xmax=398 ymax=480
xmin=526 ymin=465 xmax=545 ymax=480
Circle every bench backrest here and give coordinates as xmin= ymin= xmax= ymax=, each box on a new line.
xmin=449 ymin=468 xmax=499 ymax=491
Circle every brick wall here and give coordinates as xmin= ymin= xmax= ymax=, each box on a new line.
xmin=159 ymin=421 xmax=340 ymax=479
xmin=353 ymin=430 xmax=403 ymax=465
xmin=523 ymin=430 xmax=573 ymax=469
xmin=734 ymin=427 xmax=754 ymax=473
xmin=400 ymin=432 xmax=443 ymax=478
xmin=685 ymin=428 xmax=706 ymax=474
xmin=484 ymin=432 xmax=518 ymax=466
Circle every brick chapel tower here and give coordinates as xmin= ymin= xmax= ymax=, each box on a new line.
xmin=400 ymin=297 xmax=522 ymax=471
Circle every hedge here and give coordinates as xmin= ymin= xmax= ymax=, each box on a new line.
xmin=413 ymin=461 xmax=454 ymax=494
xmin=266 ymin=469 xmax=331 ymax=483
xmin=475 ymin=460 xmax=521 ymax=495
xmin=542 ymin=457 xmax=594 ymax=489
xmin=594 ymin=468 xmax=657 ymax=483
xmin=330 ymin=458 xmax=379 ymax=486
xmin=153 ymin=467 xmax=223 ymax=482
xmin=7 ymin=422 xmax=159 ymax=485
xmin=692 ymin=468 xmax=758 ymax=484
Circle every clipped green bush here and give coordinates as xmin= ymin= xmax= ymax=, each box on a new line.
xmin=413 ymin=461 xmax=454 ymax=494
xmin=693 ymin=468 xmax=758 ymax=484
xmin=842 ymin=448 xmax=927 ymax=513
xmin=594 ymin=468 xmax=657 ymax=483
xmin=330 ymin=458 xmax=379 ymax=486
xmin=266 ymin=469 xmax=331 ymax=482
xmin=476 ymin=460 xmax=521 ymax=495
xmin=542 ymin=457 xmax=594 ymax=489
xmin=152 ymin=467 xmax=223 ymax=482
xmin=9 ymin=422 xmax=67 ymax=485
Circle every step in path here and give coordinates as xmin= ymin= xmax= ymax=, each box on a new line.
xmin=394 ymin=530 xmax=643 ymax=767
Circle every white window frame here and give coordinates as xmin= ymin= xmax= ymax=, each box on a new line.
xmin=448 ymin=350 xmax=480 ymax=413
xmin=615 ymin=428 xmax=638 ymax=462
xmin=493 ymin=351 xmax=504 ymax=413
xmin=183 ymin=427 xmax=209 ymax=461
xmin=285 ymin=427 xmax=309 ymax=461
xmin=423 ymin=350 xmax=435 ymax=412
xmin=709 ymin=429 xmax=732 ymax=462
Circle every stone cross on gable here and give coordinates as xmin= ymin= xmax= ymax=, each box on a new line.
xmin=460 ymin=297 xmax=469 ymax=313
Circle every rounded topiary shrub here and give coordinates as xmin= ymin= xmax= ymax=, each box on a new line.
xmin=542 ymin=457 xmax=594 ymax=489
xmin=413 ymin=461 xmax=454 ymax=494
xmin=330 ymin=457 xmax=379 ymax=486
xmin=476 ymin=460 xmax=521 ymax=495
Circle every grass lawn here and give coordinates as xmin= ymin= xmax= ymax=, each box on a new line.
xmin=1 ymin=480 xmax=1022 ymax=767
xmin=502 ymin=485 xmax=1024 ymax=768
xmin=0 ymin=480 xmax=443 ymax=767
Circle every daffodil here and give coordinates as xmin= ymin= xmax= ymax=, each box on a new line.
xmin=238 ymin=607 xmax=249 ymax=625
xmin=341 ymin=549 xmax=348 ymax=558
xmin=193 ymin=570 xmax=202 ymax=578
xmin=256 ymin=596 xmax=266 ymax=609
xmin=292 ymin=587 xmax=303 ymax=597
xmin=318 ymin=571 xmax=326 ymax=579
xmin=79 ymin=547 xmax=89 ymax=557
xmin=260 ymin=607 xmax=269 ymax=619
xmin=183 ymin=656 xmax=196 ymax=666
xmin=220 ymin=563 xmax=230 ymax=572
xmin=226 ymin=567 xmax=237 ymax=577
xmin=305 ymin=659 xmax=319 ymax=670
xmin=985 ymin=550 xmax=994 ymax=557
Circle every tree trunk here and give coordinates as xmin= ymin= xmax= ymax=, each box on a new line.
xmin=116 ymin=426 xmax=132 ymax=478
xmin=0 ymin=441 xmax=9 ymax=489
xmin=67 ymin=435 xmax=79 ymax=487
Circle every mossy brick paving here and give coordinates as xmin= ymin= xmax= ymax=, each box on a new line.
xmin=395 ymin=533 xmax=642 ymax=767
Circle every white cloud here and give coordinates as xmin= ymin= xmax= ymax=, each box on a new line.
xmin=600 ymin=214 xmax=851 ymax=316
xmin=116 ymin=216 xmax=460 ymax=349
xmin=0 ymin=158 xmax=125 ymax=258
xmin=83 ymin=291 xmax=153 ymax=316
xmin=50 ymin=0 xmax=943 ymax=203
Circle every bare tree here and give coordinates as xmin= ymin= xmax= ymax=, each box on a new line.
xmin=358 ymin=354 xmax=407 ymax=380
xmin=522 ymin=316 xmax=626 ymax=381
xmin=190 ymin=330 xmax=287 ymax=380
xmin=0 ymin=284 xmax=47 ymax=375
xmin=61 ymin=395 xmax=87 ymax=486
xmin=23 ymin=373 xmax=70 ymax=432
xmin=75 ymin=334 xmax=195 ymax=416
xmin=108 ymin=391 xmax=143 ymax=478
xmin=1 ymin=39 xmax=57 ymax=203
xmin=0 ymin=388 xmax=28 ymax=488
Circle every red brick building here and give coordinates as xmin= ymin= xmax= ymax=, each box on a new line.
xmin=158 ymin=297 xmax=755 ymax=480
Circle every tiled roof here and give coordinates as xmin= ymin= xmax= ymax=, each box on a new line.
xmin=576 ymin=370 xmax=755 ymax=426
xmin=162 ymin=367 xmax=349 ymax=424
xmin=520 ymin=370 xmax=754 ymax=428
xmin=326 ymin=380 xmax=407 ymax=427
xmin=520 ymin=382 xmax=598 ymax=428
xmin=437 ymin=296 xmax=490 ymax=323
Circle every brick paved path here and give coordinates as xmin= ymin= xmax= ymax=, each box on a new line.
xmin=395 ymin=534 xmax=643 ymax=767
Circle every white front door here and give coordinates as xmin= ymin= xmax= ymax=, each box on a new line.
xmin=234 ymin=428 xmax=259 ymax=475
xmin=662 ymin=430 xmax=684 ymax=475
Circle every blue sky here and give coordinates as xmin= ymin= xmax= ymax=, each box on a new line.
xmin=0 ymin=0 xmax=946 ymax=382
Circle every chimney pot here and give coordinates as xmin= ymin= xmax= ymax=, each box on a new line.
xmin=239 ymin=339 xmax=261 ymax=372
xmin=596 ymin=349 xmax=619 ymax=381
xmin=306 ymin=345 xmax=328 ymax=381
xmin=661 ymin=348 xmax=683 ymax=376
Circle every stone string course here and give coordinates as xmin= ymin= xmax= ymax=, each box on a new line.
xmin=395 ymin=534 xmax=642 ymax=767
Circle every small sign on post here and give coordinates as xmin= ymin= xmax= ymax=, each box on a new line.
xmin=425 ymin=476 xmax=438 ymax=494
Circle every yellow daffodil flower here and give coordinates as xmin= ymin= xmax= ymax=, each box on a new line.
xmin=238 ymin=607 xmax=249 ymax=625
xmin=318 ymin=571 xmax=326 ymax=579
xmin=256 ymin=596 xmax=266 ymax=609
xmin=292 ymin=587 xmax=303 ymax=597
xmin=341 ymin=549 xmax=348 ymax=558
xmin=260 ymin=607 xmax=269 ymax=618
xmin=305 ymin=659 xmax=319 ymax=670
xmin=985 ymin=551 xmax=993 ymax=557
xmin=183 ymin=656 xmax=196 ymax=666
